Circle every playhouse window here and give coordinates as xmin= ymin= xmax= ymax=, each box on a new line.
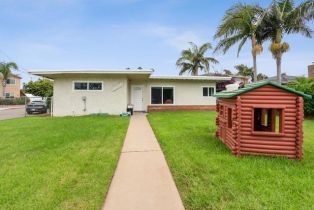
xmin=219 ymin=105 xmax=224 ymax=116
xmin=227 ymin=108 xmax=232 ymax=128
xmin=253 ymin=108 xmax=283 ymax=133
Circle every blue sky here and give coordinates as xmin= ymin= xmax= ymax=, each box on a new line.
xmin=0 ymin=0 xmax=313 ymax=84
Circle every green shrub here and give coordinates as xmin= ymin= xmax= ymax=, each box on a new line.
xmin=287 ymin=77 xmax=314 ymax=116
xmin=0 ymin=97 xmax=29 ymax=105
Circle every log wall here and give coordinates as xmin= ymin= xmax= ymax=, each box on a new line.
xmin=216 ymin=85 xmax=303 ymax=160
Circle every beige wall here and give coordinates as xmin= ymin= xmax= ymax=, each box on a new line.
xmin=53 ymin=75 xmax=218 ymax=116
xmin=0 ymin=75 xmax=21 ymax=98
xmin=53 ymin=75 xmax=128 ymax=116
xmin=130 ymin=79 xmax=217 ymax=111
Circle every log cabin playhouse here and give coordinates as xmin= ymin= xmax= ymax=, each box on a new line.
xmin=214 ymin=81 xmax=311 ymax=159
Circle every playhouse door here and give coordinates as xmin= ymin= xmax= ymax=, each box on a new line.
xmin=221 ymin=121 xmax=227 ymax=143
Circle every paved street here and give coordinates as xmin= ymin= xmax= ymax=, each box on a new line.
xmin=0 ymin=107 xmax=25 ymax=120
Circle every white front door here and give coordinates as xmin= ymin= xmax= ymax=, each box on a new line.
xmin=131 ymin=85 xmax=143 ymax=111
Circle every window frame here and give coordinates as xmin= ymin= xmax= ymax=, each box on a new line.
xmin=251 ymin=105 xmax=285 ymax=136
xmin=73 ymin=81 xmax=103 ymax=91
xmin=150 ymin=86 xmax=175 ymax=105
xmin=6 ymin=79 xmax=16 ymax=85
xmin=4 ymin=92 xmax=15 ymax=98
xmin=202 ymin=86 xmax=216 ymax=97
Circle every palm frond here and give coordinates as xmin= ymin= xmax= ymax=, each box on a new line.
xmin=237 ymin=36 xmax=249 ymax=57
xmin=199 ymin=42 xmax=213 ymax=55
xmin=214 ymin=33 xmax=244 ymax=54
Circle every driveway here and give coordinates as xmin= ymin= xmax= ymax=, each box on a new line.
xmin=0 ymin=106 xmax=25 ymax=120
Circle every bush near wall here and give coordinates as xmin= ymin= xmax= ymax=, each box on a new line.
xmin=287 ymin=77 xmax=314 ymax=116
xmin=0 ymin=97 xmax=29 ymax=105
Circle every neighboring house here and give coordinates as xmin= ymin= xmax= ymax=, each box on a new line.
xmin=0 ymin=74 xmax=21 ymax=98
xmin=29 ymin=69 xmax=231 ymax=116
xmin=308 ymin=64 xmax=314 ymax=79
xmin=202 ymin=73 xmax=250 ymax=92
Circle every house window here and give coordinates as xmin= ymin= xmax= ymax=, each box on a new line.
xmin=74 ymin=82 xmax=102 ymax=91
xmin=6 ymin=79 xmax=16 ymax=85
xmin=151 ymin=87 xmax=174 ymax=104
xmin=89 ymin=82 xmax=102 ymax=90
xmin=4 ymin=92 xmax=14 ymax=98
xmin=227 ymin=108 xmax=232 ymax=128
xmin=253 ymin=108 xmax=283 ymax=133
xmin=203 ymin=87 xmax=215 ymax=96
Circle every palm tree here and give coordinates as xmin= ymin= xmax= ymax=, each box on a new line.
xmin=257 ymin=73 xmax=269 ymax=81
xmin=176 ymin=42 xmax=219 ymax=76
xmin=235 ymin=64 xmax=254 ymax=81
xmin=0 ymin=62 xmax=18 ymax=98
xmin=214 ymin=3 xmax=265 ymax=82
xmin=259 ymin=0 xmax=314 ymax=83
xmin=223 ymin=69 xmax=233 ymax=76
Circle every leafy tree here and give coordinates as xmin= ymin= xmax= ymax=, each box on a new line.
xmin=259 ymin=0 xmax=314 ymax=83
xmin=215 ymin=3 xmax=265 ymax=82
xmin=223 ymin=69 xmax=233 ymax=76
xmin=234 ymin=64 xmax=254 ymax=80
xmin=257 ymin=73 xmax=268 ymax=81
xmin=25 ymin=79 xmax=53 ymax=97
xmin=287 ymin=77 xmax=314 ymax=116
xmin=0 ymin=62 xmax=18 ymax=97
xmin=176 ymin=42 xmax=219 ymax=76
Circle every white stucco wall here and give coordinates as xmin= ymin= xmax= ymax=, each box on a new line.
xmin=52 ymin=75 xmax=218 ymax=115
xmin=53 ymin=75 xmax=128 ymax=116
xmin=130 ymin=79 xmax=217 ymax=111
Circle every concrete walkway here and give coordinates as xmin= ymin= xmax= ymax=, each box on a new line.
xmin=102 ymin=113 xmax=185 ymax=210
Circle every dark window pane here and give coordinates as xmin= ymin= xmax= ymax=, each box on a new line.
xmin=74 ymin=82 xmax=87 ymax=90
xmin=6 ymin=79 xmax=15 ymax=84
xmin=151 ymin=87 xmax=162 ymax=104
xmin=203 ymin=87 xmax=208 ymax=96
xmin=209 ymin=87 xmax=214 ymax=96
xmin=89 ymin=82 xmax=102 ymax=90
xmin=163 ymin=87 xmax=173 ymax=104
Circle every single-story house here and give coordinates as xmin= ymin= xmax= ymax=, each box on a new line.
xmin=29 ymin=69 xmax=231 ymax=116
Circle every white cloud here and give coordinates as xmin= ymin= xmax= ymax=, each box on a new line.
xmin=138 ymin=24 xmax=208 ymax=50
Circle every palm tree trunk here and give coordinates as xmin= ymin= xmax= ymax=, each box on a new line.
xmin=276 ymin=55 xmax=282 ymax=84
xmin=275 ymin=30 xmax=282 ymax=84
xmin=192 ymin=65 xmax=198 ymax=76
xmin=251 ymin=36 xmax=257 ymax=82
xmin=253 ymin=54 xmax=257 ymax=82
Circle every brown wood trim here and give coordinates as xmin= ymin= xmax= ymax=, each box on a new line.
xmin=147 ymin=105 xmax=216 ymax=112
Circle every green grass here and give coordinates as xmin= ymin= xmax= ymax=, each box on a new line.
xmin=148 ymin=112 xmax=314 ymax=210
xmin=0 ymin=116 xmax=129 ymax=210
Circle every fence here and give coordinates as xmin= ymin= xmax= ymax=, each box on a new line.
xmin=0 ymin=96 xmax=53 ymax=118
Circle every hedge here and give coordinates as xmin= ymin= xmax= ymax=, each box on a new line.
xmin=0 ymin=97 xmax=29 ymax=105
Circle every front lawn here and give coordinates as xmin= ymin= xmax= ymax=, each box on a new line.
xmin=148 ymin=112 xmax=314 ymax=210
xmin=0 ymin=116 xmax=129 ymax=210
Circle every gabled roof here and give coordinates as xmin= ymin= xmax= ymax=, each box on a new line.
xmin=214 ymin=81 xmax=312 ymax=99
